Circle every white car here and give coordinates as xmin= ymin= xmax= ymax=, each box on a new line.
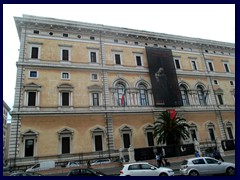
xmin=180 ymin=157 xmax=235 ymax=176
xmin=65 ymin=161 xmax=80 ymax=168
xmin=91 ymin=159 xmax=111 ymax=165
xmin=120 ymin=162 xmax=174 ymax=176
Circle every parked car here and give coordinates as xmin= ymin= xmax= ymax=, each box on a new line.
xmin=26 ymin=161 xmax=55 ymax=172
xmin=120 ymin=162 xmax=174 ymax=176
xmin=180 ymin=157 xmax=235 ymax=176
xmin=67 ymin=168 xmax=106 ymax=176
xmin=10 ymin=172 xmax=44 ymax=176
xmin=91 ymin=158 xmax=111 ymax=165
xmin=65 ymin=161 xmax=80 ymax=168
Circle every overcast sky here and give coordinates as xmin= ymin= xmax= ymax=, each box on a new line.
xmin=3 ymin=4 xmax=235 ymax=119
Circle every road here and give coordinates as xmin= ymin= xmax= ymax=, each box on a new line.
xmin=49 ymin=155 xmax=235 ymax=176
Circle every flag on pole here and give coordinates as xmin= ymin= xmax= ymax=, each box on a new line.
xmin=121 ymin=88 xmax=126 ymax=106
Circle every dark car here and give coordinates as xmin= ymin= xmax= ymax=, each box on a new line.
xmin=10 ymin=172 xmax=44 ymax=176
xmin=67 ymin=168 xmax=106 ymax=176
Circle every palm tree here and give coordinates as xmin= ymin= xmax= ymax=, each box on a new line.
xmin=153 ymin=111 xmax=190 ymax=146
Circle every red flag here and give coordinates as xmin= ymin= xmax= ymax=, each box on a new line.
xmin=121 ymin=89 xmax=126 ymax=106
xmin=121 ymin=94 xmax=125 ymax=106
xmin=167 ymin=109 xmax=176 ymax=120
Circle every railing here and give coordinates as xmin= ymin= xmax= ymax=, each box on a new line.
xmin=7 ymin=149 xmax=120 ymax=170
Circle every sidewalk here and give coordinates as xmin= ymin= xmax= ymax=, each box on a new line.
xmin=99 ymin=150 xmax=235 ymax=176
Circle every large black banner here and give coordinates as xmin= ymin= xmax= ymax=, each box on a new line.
xmin=146 ymin=47 xmax=183 ymax=107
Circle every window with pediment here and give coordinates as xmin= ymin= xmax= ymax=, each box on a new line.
xmin=21 ymin=129 xmax=39 ymax=157
xmin=143 ymin=125 xmax=154 ymax=147
xmin=58 ymin=84 xmax=73 ymax=107
xmin=91 ymin=127 xmax=105 ymax=151
xmin=57 ymin=128 xmax=74 ymax=154
xmin=24 ymin=83 xmax=41 ymax=107
xmin=119 ymin=125 xmax=132 ymax=149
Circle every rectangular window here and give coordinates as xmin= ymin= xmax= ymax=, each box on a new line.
xmin=123 ymin=133 xmax=130 ymax=149
xmin=175 ymin=59 xmax=181 ymax=69
xmin=33 ymin=30 xmax=39 ymax=34
xmin=92 ymin=93 xmax=99 ymax=106
xmin=147 ymin=132 xmax=154 ymax=146
xmin=191 ymin=60 xmax=198 ymax=70
xmin=230 ymin=81 xmax=234 ymax=86
xmin=208 ymin=61 xmax=214 ymax=71
xmin=209 ymin=128 xmax=215 ymax=141
xmin=29 ymin=71 xmax=37 ymax=78
xmin=190 ymin=129 xmax=197 ymax=141
xmin=136 ymin=56 xmax=142 ymax=66
xmin=62 ymin=92 xmax=69 ymax=106
xmin=213 ymin=80 xmax=218 ymax=85
xmin=91 ymin=73 xmax=98 ymax=80
xmin=63 ymin=33 xmax=68 ymax=37
xmin=25 ymin=139 xmax=34 ymax=157
xmin=224 ymin=63 xmax=230 ymax=72
xmin=115 ymin=54 xmax=121 ymax=65
xmin=62 ymin=72 xmax=69 ymax=79
xmin=217 ymin=94 xmax=224 ymax=105
xmin=62 ymin=137 xmax=70 ymax=154
xmin=28 ymin=92 xmax=36 ymax=106
xmin=90 ymin=52 xmax=97 ymax=63
xmin=227 ymin=127 xmax=234 ymax=139
xmin=31 ymin=47 xmax=39 ymax=59
xmin=95 ymin=135 xmax=103 ymax=151
xmin=62 ymin=49 xmax=69 ymax=61
xmin=134 ymin=42 xmax=139 ymax=45
xmin=90 ymin=36 xmax=95 ymax=40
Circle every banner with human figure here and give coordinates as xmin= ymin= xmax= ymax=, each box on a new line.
xmin=146 ymin=47 xmax=183 ymax=107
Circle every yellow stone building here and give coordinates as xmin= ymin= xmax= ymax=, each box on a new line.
xmin=9 ymin=15 xmax=235 ymax=166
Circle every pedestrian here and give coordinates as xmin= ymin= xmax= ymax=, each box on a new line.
xmin=217 ymin=150 xmax=224 ymax=162
xmin=213 ymin=148 xmax=224 ymax=162
xmin=159 ymin=153 xmax=165 ymax=167
xmin=155 ymin=153 xmax=160 ymax=168
xmin=87 ymin=160 xmax=91 ymax=168
xmin=195 ymin=150 xmax=200 ymax=157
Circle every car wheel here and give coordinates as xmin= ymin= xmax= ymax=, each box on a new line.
xmin=189 ymin=170 xmax=199 ymax=176
xmin=226 ymin=167 xmax=235 ymax=176
xmin=159 ymin=173 xmax=168 ymax=176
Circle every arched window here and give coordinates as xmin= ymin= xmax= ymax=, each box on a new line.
xmin=116 ymin=82 xmax=126 ymax=106
xmin=180 ymin=85 xmax=189 ymax=106
xmin=138 ymin=83 xmax=148 ymax=106
xmin=197 ymin=85 xmax=206 ymax=106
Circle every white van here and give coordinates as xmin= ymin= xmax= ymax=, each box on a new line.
xmin=26 ymin=161 xmax=55 ymax=172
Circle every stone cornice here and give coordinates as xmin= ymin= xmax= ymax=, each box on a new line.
xmin=14 ymin=15 xmax=235 ymax=50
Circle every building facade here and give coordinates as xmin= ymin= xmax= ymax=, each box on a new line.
xmin=3 ymin=100 xmax=11 ymax=165
xmin=9 ymin=15 xmax=235 ymax=166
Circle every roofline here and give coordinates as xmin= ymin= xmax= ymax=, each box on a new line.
xmin=14 ymin=14 xmax=235 ymax=49
xmin=3 ymin=100 xmax=11 ymax=111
